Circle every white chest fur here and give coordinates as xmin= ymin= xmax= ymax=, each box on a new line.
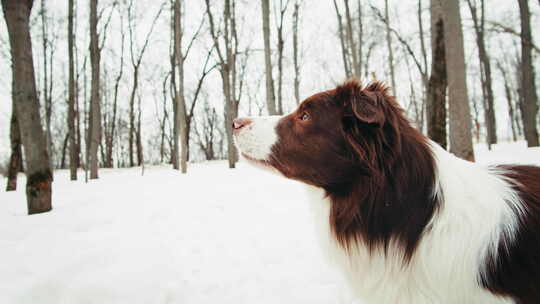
xmin=303 ymin=145 xmax=519 ymax=304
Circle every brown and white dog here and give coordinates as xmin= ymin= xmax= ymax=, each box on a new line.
xmin=233 ymin=80 xmax=540 ymax=304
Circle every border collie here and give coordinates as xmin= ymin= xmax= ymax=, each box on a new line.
xmin=232 ymin=80 xmax=540 ymax=304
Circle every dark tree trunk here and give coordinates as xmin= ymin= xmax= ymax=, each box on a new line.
xmin=333 ymin=0 xmax=351 ymax=77
xmin=427 ymin=0 xmax=447 ymax=149
xmin=518 ymin=0 xmax=539 ymax=147
xmin=60 ymin=133 xmax=69 ymax=169
xmin=89 ymin=0 xmax=102 ymax=179
xmin=105 ymin=19 xmax=124 ymax=168
xmin=128 ymin=67 xmax=138 ymax=167
xmin=67 ymin=0 xmax=78 ymax=180
xmin=6 ymin=100 xmax=23 ymax=191
xmin=292 ymin=1 xmax=301 ymax=105
xmin=136 ymin=96 xmax=143 ymax=166
xmin=2 ymin=0 xmax=53 ymax=214
xmin=467 ymin=0 xmax=497 ymax=148
xmin=276 ymin=0 xmax=288 ymax=114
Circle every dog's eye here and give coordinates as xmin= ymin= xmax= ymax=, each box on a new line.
xmin=300 ymin=112 xmax=310 ymax=121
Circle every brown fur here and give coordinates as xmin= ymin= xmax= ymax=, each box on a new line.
xmin=481 ymin=165 xmax=540 ymax=304
xmin=268 ymin=79 xmax=440 ymax=260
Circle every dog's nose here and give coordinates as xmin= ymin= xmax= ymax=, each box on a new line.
xmin=233 ymin=118 xmax=252 ymax=131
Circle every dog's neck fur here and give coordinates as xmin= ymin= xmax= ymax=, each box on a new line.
xmin=324 ymin=106 xmax=441 ymax=262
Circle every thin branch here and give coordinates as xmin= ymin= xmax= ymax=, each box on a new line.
xmin=188 ymin=47 xmax=218 ymax=120
xmin=371 ymin=4 xmax=426 ymax=80
xmin=204 ymin=0 xmax=226 ymax=64
xmin=487 ymin=20 xmax=540 ymax=54
xmin=183 ymin=16 xmax=206 ymax=60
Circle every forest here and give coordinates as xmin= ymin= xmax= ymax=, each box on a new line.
xmin=0 ymin=0 xmax=539 ymax=214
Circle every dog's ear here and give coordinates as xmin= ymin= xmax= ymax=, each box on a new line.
xmin=336 ymin=80 xmax=386 ymax=127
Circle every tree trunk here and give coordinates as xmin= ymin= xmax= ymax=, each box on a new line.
xmin=357 ymin=0 xmax=363 ymax=78
xmin=262 ymin=0 xmax=277 ymax=115
xmin=292 ymin=1 xmax=301 ymax=105
xmin=427 ymin=0 xmax=447 ymax=149
xmin=517 ymin=0 xmax=539 ymax=147
xmin=515 ymin=60 xmax=525 ymax=138
xmin=128 ymin=67 xmax=138 ymax=167
xmin=276 ymin=0 xmax=287 ymax=114
xmin=67 ymin=0 xmax=78 ymax=180
xmin=504 ymin=79 xmax=517 ymax=142
xmin=333 ymin=0 xmax=351 ymax=78
xmin=2 ymin=0 xmax=53 ymax=214
xmin=89 ymin=0 xmax=101 ymax=178
xmin=174 ymin=0 xmax=188 ymax=173
xmin=205 ymin=0 xmax=239 ymax=168
xmin=442 ymin=0 xmax=475 ymax=161
xmin=6 ymin=99 xmax=23 ymax=191
xmin=170 ymin=44 xmax=179 ymax=169
xmin=496 ymin=60 xmax=517 ymax=141
xmin=466 ymin=0 xmax=497 ymax=148
xmin=344 ymin=0 xmax=359 ymax=78
xmin=136 ymin=95 xmax=143 ymax=166
xmin=60 ymin=133 xmax=69 ymax=169
xmin=384 ymin=0 xmax=396 ymax=94
xmin=106 ymin=18 xmax=124 ymax=169
xmin=75 ymin=56 xmax=82 ymax=169
xmin=40 ymin=0 xmax=54 ymax=170
xmin=418 ymin=0 xmax=429 ymax=131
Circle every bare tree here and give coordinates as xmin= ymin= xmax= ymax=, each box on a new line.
xmin=170 ymin=1 xmax=211 ymax=172
xmin=466 ymin=0 xmax=497 ymax=148
xmin=67 ymin=0 xmax=77 ymax=179
xmin=383 ymin=0 xmax=396 ymax=94
xmin=88 ymin=0 xmax=102 ymax=178
xmin=496 ymin=59 xmax=518 ymax=141
xmin=158 ymin=73 xmax=171 ymax=163
xmin=371 ymin=4 xmax=427 ymax=103
xmin=275 ymin=0 xmax=290 ymax=114
xmin=333 ymin=0 xmax=351 ymax=77
xmin=262 ymin=0 xmax=277 ymax=115
xmin=417 ymin=0 xmax=428 ymax=130
xmin=292 ymin=0 xmax=301 ymax=105
xmin=427 ymin=0 xmax=447 ymax=149
xmin=517 ymin=0 xmax=539 ymax=147
xmin=442 ymin=0 xmax=474 ymax=161
xmin=104 ymin=8 xmax=125 ymax=168
xmin=334 ymin=0 xmax=363 ymax=78
xmin=171 ymin=0 xmax=192 ymax=173
xmin=418 ymin=0 xmax=428 ymax=91
xmin=126 ymin=0 xmax=163 ymax=167
xmin=6 ymin=99 xmax=23 ymax=191
xmin=194 ymin=100 xmax=220 ymax=161
xmin=205 ymin=0 xmax=243 ymax=168
xmin=344 ymin=0 xmax=360 ymax=77
xmin=357 ymin=0 xmax=364 ymax=78
xmin=39 ymin=0 xmax=56 ymax=170
xmin=2 ymin=0 xmax=53 ymax=214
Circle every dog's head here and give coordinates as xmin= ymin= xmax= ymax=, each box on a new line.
xmin=235 ymin=79 xmax=439 ymax=257
xmin=233 ymin=79 xmax=408 ymax=189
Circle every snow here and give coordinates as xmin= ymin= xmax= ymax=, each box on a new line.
xmin=1 ymin=142 xmax=539 ymax=304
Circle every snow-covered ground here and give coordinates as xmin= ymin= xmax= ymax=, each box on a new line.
xmin=1 ymin=142 xmax=539 ymax=304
